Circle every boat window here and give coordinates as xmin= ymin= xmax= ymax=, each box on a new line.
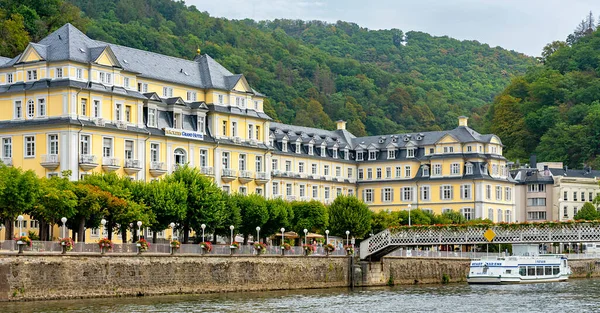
xmin=505 ymin=270 xmax=512 ymax=274
xmin=553 ymin=266 xmax=560 ymax=275
xmin=482 ymin=265 xmax=488 ymax=274
xmin=545 ymin=266 xmax=552 ymax=275
xmin=519 ymin=266 xmax=526 ymax=276
xmin=536 ymin=266 xmax=544 ymax=276
xmin=527 ymin=266 xmax=536 ymax=276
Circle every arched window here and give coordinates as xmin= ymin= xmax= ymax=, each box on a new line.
xmin=174 ymin=148 xmax=187 ymax=165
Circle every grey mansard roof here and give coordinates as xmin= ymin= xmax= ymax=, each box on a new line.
xmin=1 ymin=24 xmax=264 ymax=96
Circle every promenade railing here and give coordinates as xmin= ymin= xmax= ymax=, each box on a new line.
xmin=0 ymin=240 xmax=350 ymax=256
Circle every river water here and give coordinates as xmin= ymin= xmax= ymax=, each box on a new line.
xmin=1 ymin=279 xmax=599 ymax=313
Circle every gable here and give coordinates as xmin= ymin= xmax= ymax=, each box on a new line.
xmin=490 ymin=136 xmax=502 ymax=145
xmin=94 ymin=47 xmax=121 ymax=68
xmin=18 ymin=45 xmax=44 ymax=63
xmin=233 ymin=76 xmax=251 ymax=93
xmin=436 ymin=133 xmax=459 ymax=144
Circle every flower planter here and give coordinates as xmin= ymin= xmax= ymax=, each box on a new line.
xmin=61 ymin=242 xmax=67 ymax=255
xmin=230 ymin=246 xmax=237 ymax=255
xmin=136 ymin=243 xmax=142 ymax=255
xmin=101 ymin=246 xmax=109 ymax=255
xmin=171 ymin=247 xmax=179 ymax=255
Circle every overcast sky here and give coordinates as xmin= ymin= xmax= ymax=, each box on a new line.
xmin=188 ymin=0 xmax=599 ymax=56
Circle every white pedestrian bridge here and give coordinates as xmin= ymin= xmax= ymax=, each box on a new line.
xmin=360 ymin=222 xmax=600 ymax=261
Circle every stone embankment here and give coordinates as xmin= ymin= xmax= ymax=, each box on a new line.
xmin=0 ymin=254 xmax=598 ymax=301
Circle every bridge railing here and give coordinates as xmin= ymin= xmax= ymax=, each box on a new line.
xmin=361 ymin=222 xmax=600 ymax=260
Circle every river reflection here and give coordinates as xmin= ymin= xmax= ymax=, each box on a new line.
xmin=1 ymin=279 xmax=599 ymax=313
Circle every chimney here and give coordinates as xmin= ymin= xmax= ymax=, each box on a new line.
xmin=458 ymin=116 xmax=468 ymax=127
xmin=544 ymin=165 xmax=549 ymax=176
xmin=529 ymin=154 xmax=537 ymax=169
xmin=336 ymin=120 xmax=347 ymax=130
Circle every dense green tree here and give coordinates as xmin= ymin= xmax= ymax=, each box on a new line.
xmin=233 ymin=193 xmax=269 ymax=244
xmin=0 ymin=165 xmax=40 ymax=239
xmin=130 ymin=180 xmax=187 ymax=243
xmin=290 ymin=200 xmax=328 ymax=235
xmin=165 ymin=166 xmax=227 ymax=243
xmin=262 ymin=198 xmax=294 ymax=242
xmin=327 ymin=195 xmax=371 ymax=238
xmin=31 ymin=175 xmax=77 ymax=241
xmin=574 ymin=202 xmax=600 ymax=220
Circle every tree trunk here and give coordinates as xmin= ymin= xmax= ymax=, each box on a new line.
xmin=133 ymin=228 xmax=138 ymax=242
xmin=107 ymin=220 xmax=113 ymax=241
xmin=121 ymin=226 xmax=127 ymax=243
xmin=77 ymin=217 xmax=85 ymax=243
xmin=183 ymin=224 xmax=189 ymax=244
xmin=243 ymin=233 xmax=248 ymax=245
xmin=152 ymin=231 xmax=157 ymax=244
xmin=212 ymin=233 xmax=217 ymax=244
xmin=4 ymin=218 xmax=13 ymax=240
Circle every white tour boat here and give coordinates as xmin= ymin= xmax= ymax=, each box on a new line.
xmin=467 ymin=245 xmax=572 ymax=284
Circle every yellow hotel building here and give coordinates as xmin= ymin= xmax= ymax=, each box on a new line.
xmin=0 ymin=24 xmax=515 ymax=241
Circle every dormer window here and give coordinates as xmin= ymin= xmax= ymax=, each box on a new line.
xmin=368 ymin=150 xmax=376 ymax=160
xmin=308 ymin=145 xmax=314 ymax=155
xmin=357 ymin=151 xmax=364 ymax=161
xmin=282 ymin=140 xmax=288 ymax=152
xmin=404 ymin=136 xmax=410 ymax=142
xmin=407 ymin=148 xmax=415 ymax=158
xmin=492 ymin=146 xmax=497 ymax=154
xmin=269 ymin=137 xmax=274 ymax=147
xmin=295 ymin=142 xmax=301 ymax=154
xmin=332 ymin=148 xmax=338 ymax=159
xmin=321 ymin=146 xmax=326 ymax=157
xmin=197 ymin=116 xmax=205 ymax=134
xmin=482 ymin=163 xmax=489 ymax=175
xmin=173 ymin=113 xmax=182 ymax=129
xmin=443 ymin=146 xmax=454 ymax=153
xmin=466 ymin=163 xmax=473 ymax=175
xmin=387 ymin=150 xmax=395 ymax=159
xmin=344 ymin=149 xmax=349 ymax=160
xmin=218 ymin=94 xmax=224 ymax=104
xmin=422 ymin=165 xmax=430 ymax=177
xmin=148 ymin=109 xmax=156 ymax=127
xmin=467 ymin=145 xmax=472 ymax=152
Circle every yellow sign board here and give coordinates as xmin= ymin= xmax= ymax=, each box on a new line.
xmin=483 ymin=229 xmax=496 ymax=242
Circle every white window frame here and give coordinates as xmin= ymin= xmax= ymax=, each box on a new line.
xmin=24 ymin=135 xmax=35 ymax=158
xmin=406 ymin=148 xmax=415 ymax=158
xmin=48 ymin=134 xmax=59 ymax=155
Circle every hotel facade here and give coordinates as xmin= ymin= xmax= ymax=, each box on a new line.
xmin=0 ymin=24 xmax=516 ymax=240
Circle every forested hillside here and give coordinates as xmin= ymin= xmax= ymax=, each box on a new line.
xmin=0 ymin=0 xmax=535 ymax=136
xmin=487 ymin=14 xmax=600 ymax=168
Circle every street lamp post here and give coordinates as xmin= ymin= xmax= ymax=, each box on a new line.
xmin=229 ymin=225 xmax=234 ymax=245
xmin=61 ymin=217 xmax=67 ymax=238
xmin=325 ymin=230 xmax=329 ymax=244
xmin=345 ymin=230 xmax=350 ymax=246
xmin=137 ymin=221 xmax=142 ymax=239
xmin=17 ymin=215 xmax=23 ymax=237
xmin=280 ymin=227 xmax=285 ymax=256
xmin=170 ymin=222 xmax=176 ymax=240
xmin=201 ymin=224 xmax=206 ymax=243
xmin=408 ymin=204 xmax=412 ymax=227
xmin=100 ymin=219 xmax=107 ymax=238
xmin=303 ymin=228 xmax=308 ymax=256
xmin=256 ymin=226 xmax=261 ymax=243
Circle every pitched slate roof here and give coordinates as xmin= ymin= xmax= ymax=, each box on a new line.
xmin=1 ymin=24 xmax=264 ymax=96
xmin=549 ymin=168 xmax=600 ymax=178
xmin=351 ymin=126 xmax=500 ymax=149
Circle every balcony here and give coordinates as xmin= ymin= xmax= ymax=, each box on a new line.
xmin=102 ymin=157 xmax=121 ymax=172
xmin=79 ymin=154 xmax=98 ymax=171
xmin=222 ymin=169 xmax=237 ymax=183
xmin=123 ymin=159 xmax=142 ymax=175
xmin=255 ymin=172 xmax=270 ymax=185
xmin=1 ymin=157 xmax=12 ymax=166
xmin=149 ymin=161 xmax=167 ymax=177
xmin=40 ymin=154 xmax=60 ymax=170
xmin=286 ymin=195 xmax=297 ymax=201
xmin=238 ymin=170 xmax=253 ymax=184
xmin=200 ymin=166 xmax=214 ymax=176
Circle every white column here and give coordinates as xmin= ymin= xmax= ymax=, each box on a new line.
xmin=137 ymin=103 xmax=145 ymax=129
xmin=188 ymin=144 xmax=195 ymax=168
xmin=166 ymin=143 xmax=173 ymax=173
xmin=214 ymin=148 xmax=222 ymax=187
xmin=68 ymin=131 xmax=79 ymax=181
xmin=137 ymin=139 xmax=146 ymax=181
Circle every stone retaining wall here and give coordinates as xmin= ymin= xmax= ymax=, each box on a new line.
xmin=0 ymin=254 xmax=348 ymax=301
xmin=1 ymin=254 xmax=598 ymax=301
